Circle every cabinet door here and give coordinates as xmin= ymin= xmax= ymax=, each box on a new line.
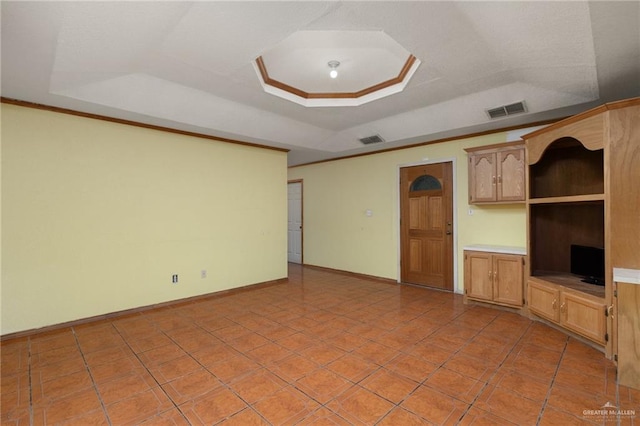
xmin=528 ymin=280 xmax=560 ymax=323
xmin=469 ymin=153 xmax=497 ymax=203
xmin=465 ymin=252 xmax=493 ymax=301
xmin=493 ymin=254 xmax=523 ymax=306
xmin=497 ymin=148 xmax=525 ymax=201
xmin=560 ymin=291 xmax=606 ymax=345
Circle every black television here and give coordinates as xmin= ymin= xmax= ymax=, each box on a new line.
xmin=570 ymin=244 xmax=605 ymax=286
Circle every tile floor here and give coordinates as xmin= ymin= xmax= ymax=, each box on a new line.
xmin=2 ymin=265 xmax=638 ymax=425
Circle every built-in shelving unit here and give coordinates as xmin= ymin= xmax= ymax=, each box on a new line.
xmin=523 ymin=98 xmax=640 ymax=357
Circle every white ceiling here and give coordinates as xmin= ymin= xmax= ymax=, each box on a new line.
xmin=2 ymin=1 xmax=639 ymax=166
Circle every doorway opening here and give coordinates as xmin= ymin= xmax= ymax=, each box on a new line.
xmin=287 ymin=180 xmax=303 ymax=264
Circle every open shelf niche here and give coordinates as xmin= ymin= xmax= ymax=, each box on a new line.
xmin=529 ymin=137 xmax=604 ymax=199
xmin=528 ymin=138 xmax=605 ymax=297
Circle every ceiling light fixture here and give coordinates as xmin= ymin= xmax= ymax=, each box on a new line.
xmin=328 ymin=60 xmax=340 ymax=79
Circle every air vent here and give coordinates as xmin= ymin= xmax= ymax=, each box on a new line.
xmin=359 ymin=135 xmax=386 ymax=145
xmin=486 ymin=101 xmax=527 ymax=119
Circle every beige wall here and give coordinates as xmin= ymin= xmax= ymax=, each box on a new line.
xmin=1 ymin=104 xmax=288 ymax=335
xmin=288 ymin=132 xmax=529 ymax=292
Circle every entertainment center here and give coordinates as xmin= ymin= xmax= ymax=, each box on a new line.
xmin=465 ymin=98 xmax=639 ymax=378
xmin=523 ymin=98 xmax=639 ymax=359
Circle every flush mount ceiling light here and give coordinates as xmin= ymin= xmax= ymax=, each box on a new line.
xmin=328 ymin=60 xmax=340 ymax=79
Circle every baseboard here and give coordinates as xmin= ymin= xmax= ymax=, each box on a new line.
xmin=301 ymin=263 xmax=398 ymax=285
xmin=1 ymin=277 xmax=288 ymax=342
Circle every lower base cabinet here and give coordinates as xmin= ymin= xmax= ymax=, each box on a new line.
xmin=464 ymin=251 xmax=524 ymax=307
xmin=528 ymin=279 xmax=606 ymax=345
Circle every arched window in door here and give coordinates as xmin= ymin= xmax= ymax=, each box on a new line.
xmin=410 ymin=174 xmax=441 ymax=192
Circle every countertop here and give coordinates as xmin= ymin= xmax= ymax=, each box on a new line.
xmin=463 ymin=244 xmax=526 ymax=256
xmin=613 ymin=268 xmax=640 ymax=285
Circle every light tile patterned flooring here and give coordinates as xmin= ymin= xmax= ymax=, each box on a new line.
xmin=2 ymin=265 xmax=638 ymax=425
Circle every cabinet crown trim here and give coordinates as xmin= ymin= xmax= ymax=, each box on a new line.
xmin=521 ymin=97 xmax=640 ymax=140
xmin=464 ymin=141 xmax=523 ymax=153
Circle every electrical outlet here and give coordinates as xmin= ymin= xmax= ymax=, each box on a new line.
xmin=172 ymin=274 xmax=178 ymax=284
xmin=201 ymin=270 xmax=207 ymax=279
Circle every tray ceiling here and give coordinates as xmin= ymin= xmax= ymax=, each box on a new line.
xmin=2 ymin=1 xmax=639 ymax=165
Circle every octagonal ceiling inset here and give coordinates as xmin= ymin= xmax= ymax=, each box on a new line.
xmin=254 ymin=30 xmax=421 ymax=107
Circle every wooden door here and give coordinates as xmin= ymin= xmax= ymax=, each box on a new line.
xmin=465 ymin=251 xmax=493 ymax=301
xmin=492 ymin=254 xmax=523 ymax=306
xmin=287 ymin=181 xmax=303 ymax=264
xmin=400 ymin=162 xmax=453 ymax=290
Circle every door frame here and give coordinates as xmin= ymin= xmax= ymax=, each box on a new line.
xmin=396 ymin=158 xmax=460 ymax=293
xmin=287 ymin=179 xmax=304 ymax=264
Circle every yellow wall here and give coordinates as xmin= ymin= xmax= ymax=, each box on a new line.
xmin=1 ymin=104 xmax=288 ymax=335
xmin=288 ymin=133 xmax=527 ymax=292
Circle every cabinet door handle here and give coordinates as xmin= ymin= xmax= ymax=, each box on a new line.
xmin=607 ymin=305 xmax=614 ymax=319
xmin=560 ymin=302 xmax=566 ymax=313
xmin=552 ymin=299 xmax=557 ymax=310
xmin=497 ymin=175 xmax=502 ymax=184
xmin=492 ymin=176 xmax=496 ymax=184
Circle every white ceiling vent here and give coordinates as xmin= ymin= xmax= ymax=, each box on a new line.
xmin=486 ymin=101 xmax=527 ymax=119
xmin=359 ymin=135 xmax=386 ymax=145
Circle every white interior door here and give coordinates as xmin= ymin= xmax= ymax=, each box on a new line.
xmin=287 ymin=182 xmax=303 ymax=264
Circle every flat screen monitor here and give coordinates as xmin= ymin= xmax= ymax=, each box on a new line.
xmin=570 ymin=244 xmax=605 ymax=285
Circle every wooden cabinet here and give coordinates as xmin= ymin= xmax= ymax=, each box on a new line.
xmin=465 ymin=251 xmax=492 ymax=301
xmin=494 ymin=255 xmax=525 ymax=306
xmin=465 ymin=250 xmax=524 ymax=307
xmin=528 ymin=279 xmax=606 ymax=345
xmin=524 ymin=97 xmax=640 ymax=356
xmin=616 ymin=272 xmax=640 ymax=390
xmin=561 ymin=291 xmax=607 ymax=345
xmin=528 ymin=280 xmax=560 ymax=322
xmin=466 ymin=143 xmax=525 ymax=204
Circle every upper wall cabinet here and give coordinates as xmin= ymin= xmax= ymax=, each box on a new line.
xmin=465 ymin=142 xmax=525 ymax=204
